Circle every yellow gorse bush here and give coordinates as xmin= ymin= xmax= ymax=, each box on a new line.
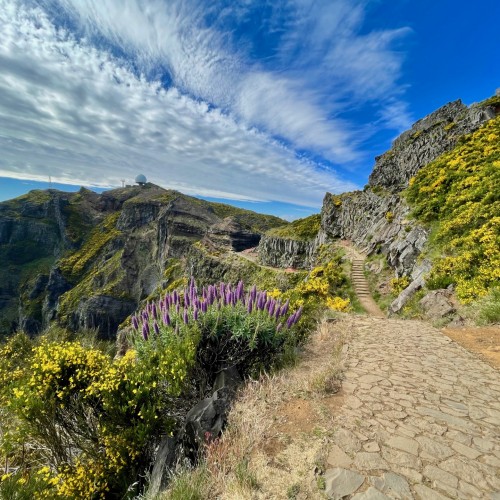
xmin=406 ymin=115 xmax=500 ymax=302
xmin=0 ymin=328 xmax=199 ymax=499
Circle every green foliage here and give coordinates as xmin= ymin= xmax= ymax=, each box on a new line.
xmin=390 ymin=276 xmax=410 ymax=294
xmin=153 ymin=190 xmax=286 ymax=232
xmin=59 ymin=212 xmax=121 ymax=282
xmin=162 ymin=468 xmax=207 ymax=500
xmin=0 ymin=326 xmax=198 ymax=499
xmin=266 ymin=214 xmax=321 ymax=241
xmin=475 ymin=288 xmax=500 ymax=325
xmin=405 ymin=115 xmax=500 ymax=302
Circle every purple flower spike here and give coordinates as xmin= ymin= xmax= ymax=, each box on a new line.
xmin=220 ymin=282 xmax=225 ymax=297
xmin=152 ymin=302 xmax=158 ymax=320
xmin=153 ymin=321 xmax=160 ymax=335
xmin=247 ymin=300 xmax=253 ymax=314
xmin=281 ymin=300 xmax=289 ymax=317
xmin=268 ymin=301 xmax=276 ymax=317
xmin=193 ymin=308 xmax=199 ymax=321
xmin=276 ymin=322 xmax=283 ymax=332
xmin=236 ymin=280 xmax=244 ymax=300
xmin=163 ymin=311 xmax=171 ymax=326
xmin=142 ymin=322 xmax=150 ymax=341
xmin=132 ymin=315 xmax=139 ymax=330
xmin=295 ymin=306 xmax=303 ymax=323
xmin=183 ymin=309 xmax=189 ymax=324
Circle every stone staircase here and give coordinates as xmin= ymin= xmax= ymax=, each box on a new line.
xmin=351 ymin=259 xmax=385 ymax=317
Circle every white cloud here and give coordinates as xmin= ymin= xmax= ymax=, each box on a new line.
xmin=39 ymin=0 xmax=412 ymax=162
xmin=0 ymin=0 xmax=359 ymax=208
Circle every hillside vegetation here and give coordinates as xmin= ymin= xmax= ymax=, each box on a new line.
xmin=266 ymin=213 xmax=321 ymax=241
xmin=406 ymin=113 xmax=500 ymax=303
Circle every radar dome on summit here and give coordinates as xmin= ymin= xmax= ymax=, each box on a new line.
xmin=135 ymin=174 xmax=147 ymax=186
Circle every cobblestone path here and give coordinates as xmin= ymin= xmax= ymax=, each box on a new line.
xmin=324 ymin=316 xmax=500 ymax=499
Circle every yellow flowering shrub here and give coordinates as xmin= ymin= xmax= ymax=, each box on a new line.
xmin=406 ymin=115 xmax=500 ymax=302
xmin=0 ymin=327 xmax=199 ymax=499
xmin=326 ymin=296 xmax=351 ymax=312
xmin=390 ymin=276 xmax=411 ymax=294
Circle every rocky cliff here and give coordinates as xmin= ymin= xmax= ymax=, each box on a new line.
xmin=0 ymin=185 xmax=285 ymax=338
xmin=321 ymin=97 xmax=499 ymax=280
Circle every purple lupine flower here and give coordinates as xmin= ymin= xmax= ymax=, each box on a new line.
xmin=183 ymin=309 xmax=189 ymax=324
xmin=142 ymin=322 xmax=150 ymax=341
xmin=236 ymin=280 xmax=244 ymax=300
xmin=132 ymin=315 xmax=139 ymax=330
xmin=184 ymin=291 xmax=190 ymax=308
xmin=281 ymin=300 xmax=289 ymax=317
xmin=295 ymin=306 xmax=303 ymax=323
xmin=202 ymin=301 xmax=207 ymax=313
xmin=142 ymin=310 xmax=149 ymax=321
xmin=250 ymin=285 xmax=257 ymax=303
xmin=286 ymin=315 xmax=295 ymax=329
xmin=247 ymin=300 xmax=253 ymax=314
xmin=152 ymin=302 xmax=158 ymax=320
xmin=163 ymin=311 xmax=171 ymax=326
xmin=153 ymin=321 xmax=160 ymax=335
xmin=220 ymin=282 xmax=225 ymax=297
xmin=193 ymin=308 xmax=199 ymax=321
xmin=268 ymin=301 xmax=276 ymax=317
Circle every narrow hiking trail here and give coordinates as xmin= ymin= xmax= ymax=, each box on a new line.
xmin=324 ymin=248 xmax=500 ymax=498
xmin=351 ymin=259 xmax=385 ymax=318
xmin=216 ymin=245 xmax=500 ymax=499
xmin=324 ymin=315 xmax=500 ymax=500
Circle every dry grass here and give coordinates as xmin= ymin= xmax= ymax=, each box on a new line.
xmin=159 ymin=316 xmax=348 ymax=500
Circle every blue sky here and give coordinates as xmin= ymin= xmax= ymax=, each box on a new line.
xmin=0 ymin=0 xmax=498 ymax=219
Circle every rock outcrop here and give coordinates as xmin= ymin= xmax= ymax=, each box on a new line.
xmin=321 ymin=98 xmax=498 ymax=281
xmin=258 ymin=232 xmax=325 ymax=269
xmin=369 ymin=99 xmax=497 ymax=191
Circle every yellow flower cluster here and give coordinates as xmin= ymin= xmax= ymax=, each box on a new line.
xmin=326 ymin=296 xmax=351 ymax=312
xmin=406 ymin=114 xmax=500 ymax=302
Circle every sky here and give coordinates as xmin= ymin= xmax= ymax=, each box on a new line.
xmin=0 ymin=0 xmax=498 ymax=219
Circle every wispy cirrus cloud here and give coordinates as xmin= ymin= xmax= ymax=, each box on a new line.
xmin=0 ymin=0 xmax=412 ymax=212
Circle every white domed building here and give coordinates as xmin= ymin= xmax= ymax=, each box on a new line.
xmin=135 ymin=174 xmax=147 ymax=186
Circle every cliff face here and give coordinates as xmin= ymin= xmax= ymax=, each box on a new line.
xmin=257 ymin=233 xmax=325 ymax=269
xmin=321 ymin=98 xmax=499 ymax=279
xmin=368 ymin=99 xmax=497 ymax=191
xmin=0 ymin=185 xmax=285 ymax=338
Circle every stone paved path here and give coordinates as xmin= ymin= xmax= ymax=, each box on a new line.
xmin=324 ymin=315 xmax=500 ymax=500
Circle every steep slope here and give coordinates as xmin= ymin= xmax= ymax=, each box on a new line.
xmin=254 ymin=94 xmax=499 ymax=319
xmin=0 ymin=184 xmax=286 ymax=338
